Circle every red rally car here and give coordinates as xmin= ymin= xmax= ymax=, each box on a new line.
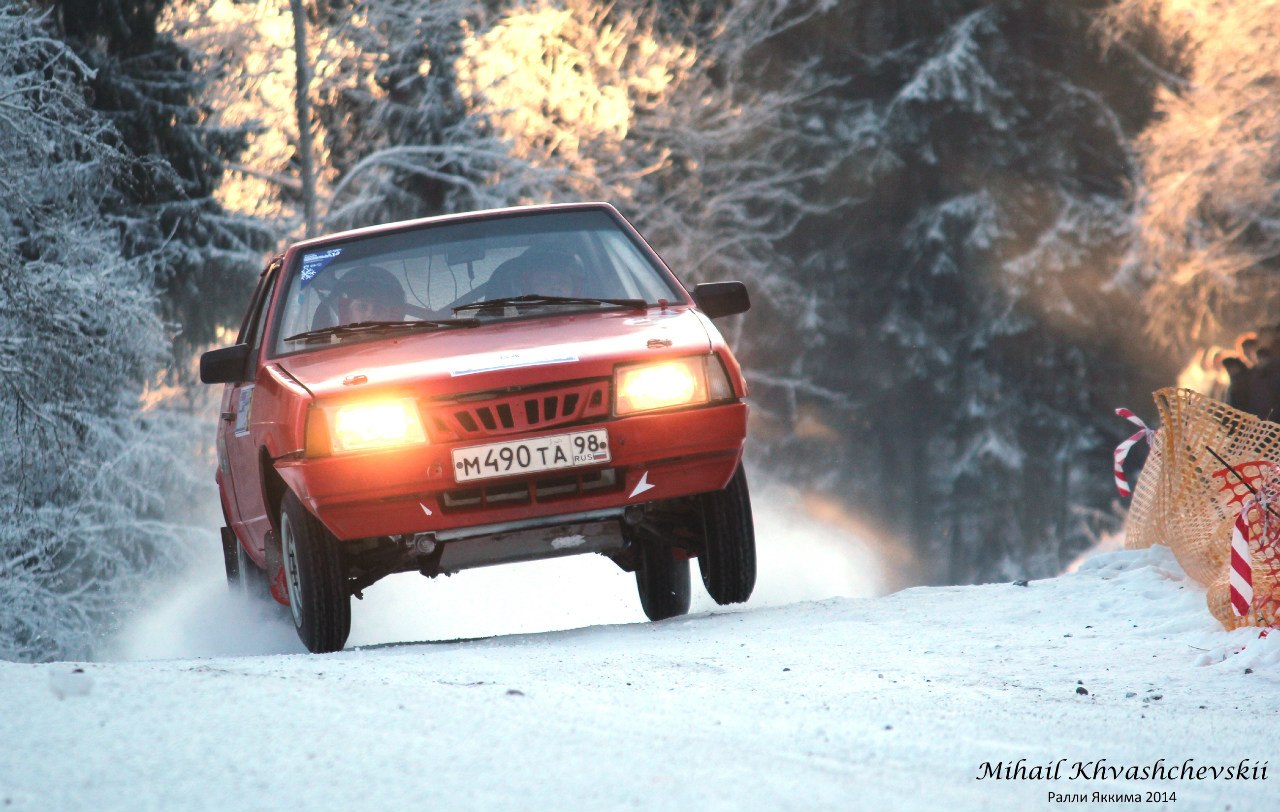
xmin=201 ymin=202 xmax=755 ymax=653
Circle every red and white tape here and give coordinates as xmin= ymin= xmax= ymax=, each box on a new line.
xmin=1229 ymin=463 xmax=1280 ymax=617
xmin=1113 ymin=408 xmax=1155 ymax=498
xmin=1230 ymin=503 xmax=1255 ymax=617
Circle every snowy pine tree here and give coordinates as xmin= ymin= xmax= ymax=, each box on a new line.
xmin=755 ymin=1 xmax=1177 ymax=582
xmin=53 ymin=0 xmax=275 ymax=370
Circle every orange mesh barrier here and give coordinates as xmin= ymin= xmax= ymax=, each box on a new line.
xmin=1123 ymin=387 xmax=1280 ymax=629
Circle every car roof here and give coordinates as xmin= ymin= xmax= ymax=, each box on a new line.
xmin=287 ymin=202 xmax=625 ymax=254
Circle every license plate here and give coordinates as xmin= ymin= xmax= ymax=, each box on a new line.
xmin=451 ymin=429 xmax=611 ymax=483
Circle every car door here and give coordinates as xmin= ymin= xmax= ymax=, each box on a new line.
xmin=220 ymin=258 xmax=282 ymax=560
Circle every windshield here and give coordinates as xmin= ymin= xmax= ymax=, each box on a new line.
xmin=271 ymin=209 xmax=684 ymax=355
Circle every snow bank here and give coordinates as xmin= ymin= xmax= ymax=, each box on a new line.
xmin=5 ymin=544 xmax=1275 ymax=811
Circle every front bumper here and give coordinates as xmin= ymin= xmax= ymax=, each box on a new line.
xmin=275 ymin=402 xmax=747 ymax=541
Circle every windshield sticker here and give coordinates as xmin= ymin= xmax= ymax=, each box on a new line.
xmin=300 ymin=248 xmax=342 ymax=288
xmin=450 ymin=348 xmax=579 ymax=377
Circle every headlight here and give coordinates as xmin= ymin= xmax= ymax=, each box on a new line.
xmin=307 ymin=397 xmax=427 ymax=456
xmin=615 ymin=355 xmax=733 ymax=415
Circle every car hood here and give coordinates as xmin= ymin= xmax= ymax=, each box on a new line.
xmin=274 ymin=307 xmax=717 ymax=400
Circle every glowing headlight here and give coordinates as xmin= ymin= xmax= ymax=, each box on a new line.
xmin=615 ymin=356 xmax=719 ymax=415
xmin=308 ymin=397 xmax=427 ymax=456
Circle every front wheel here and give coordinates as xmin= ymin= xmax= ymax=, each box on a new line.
xmin=281 ymin=492 xmax=351 ymax=653
xmin=697 ymin=464 xmax=756 ymax=605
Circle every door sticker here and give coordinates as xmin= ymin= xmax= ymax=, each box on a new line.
xmin=235 ymin=385 xmax=254 ymax=436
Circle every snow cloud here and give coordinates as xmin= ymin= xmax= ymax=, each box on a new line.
xmin=109 ymin=467 xmax=891 ymax=659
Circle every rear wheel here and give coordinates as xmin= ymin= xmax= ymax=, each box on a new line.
xmin=697 ymin=464 xmax=756 ymax=605
xmin=281 ymin=491 xmax=351 ymax=653
xmin=634 ymin=538 xmax=691 ymax=621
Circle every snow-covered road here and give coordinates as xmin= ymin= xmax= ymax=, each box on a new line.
xmin=2 ymin=543 xmax=1276 ymax=811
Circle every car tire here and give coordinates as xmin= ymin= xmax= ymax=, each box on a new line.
xmin=280 ymin=491 xmax=351 ymax=653
xmin=635 ymin=540 xmax=691 ymax=621
xmin=697 ymin=463 xmax=757 ymax=605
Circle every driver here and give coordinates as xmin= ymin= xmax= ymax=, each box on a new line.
xmin=490 ymin=247 xmax=585 ymax=298
xmin=338 ymin=267 xmax=406 ymax=324
xmin=525 ymin=267 xmax=578 ymax=298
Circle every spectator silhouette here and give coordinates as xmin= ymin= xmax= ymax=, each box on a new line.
xmin=1223 ymin=326 xmax=1280 ymax=422
xmin=1238 ymin=332 xmax=1260 ymax=366
xmin=1250 ymin=342 xmax=1280 ymax=423
xmin=1225 ymin=355 xmax=1253 ymax=413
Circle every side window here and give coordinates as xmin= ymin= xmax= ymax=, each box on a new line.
xmin=237 ymin=257 xmax=283 ymax=348
xmin=248 ymin=262 xmax=281 ymax=352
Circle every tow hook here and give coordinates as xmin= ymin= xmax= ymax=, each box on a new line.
xmin=409 ymin=533 xmax=437 ymax=555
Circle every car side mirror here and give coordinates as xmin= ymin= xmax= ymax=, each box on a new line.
xmin=692 ymin=282 xmax=750 ymax=319
xmin=200 ymin=344 xmax=252 ymax=384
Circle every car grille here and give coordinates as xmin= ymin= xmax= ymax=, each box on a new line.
xmin=439 ymin=468 xmax=620 ymax=512
xmin=424 ymin=381 xmax=610 ymax=441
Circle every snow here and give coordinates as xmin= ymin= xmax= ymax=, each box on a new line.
xmin=550 ymin=534 xmax=586 ymax=550
xmin=3 ymin=532 xmax=1277 ymax=809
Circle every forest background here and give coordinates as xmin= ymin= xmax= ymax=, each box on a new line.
xmin=3 ymin=0 xmax=1277 ymax=662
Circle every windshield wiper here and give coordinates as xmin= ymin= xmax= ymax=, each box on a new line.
xmin=452 ymin=294 xmax=647 ymax=314
xmin=283 ymin=319 xmax=479 ymax=344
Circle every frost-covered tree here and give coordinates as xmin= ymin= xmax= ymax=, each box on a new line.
xmin=323 ymin=0 xmax=846 ymax=358
xmin=166 ymin=0 xmax=846 ymax=307
xmin=1102 ymin=0 xmax=1280 ymax=350
xmin=607 ymin=0 xmax=852 ymax=350
xmin=0 ymin=6 xmax=203 ymax=662
xmin=317 ymin=0 xmax=566 ymax=228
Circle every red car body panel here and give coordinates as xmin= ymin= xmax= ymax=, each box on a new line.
xmin=274 ymin=405 xmax=746 ymax=541
xmin=214 ymin=203 xmax=750 ymax=577
xmin=277 ymin=307 xmax=722 ymax=400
